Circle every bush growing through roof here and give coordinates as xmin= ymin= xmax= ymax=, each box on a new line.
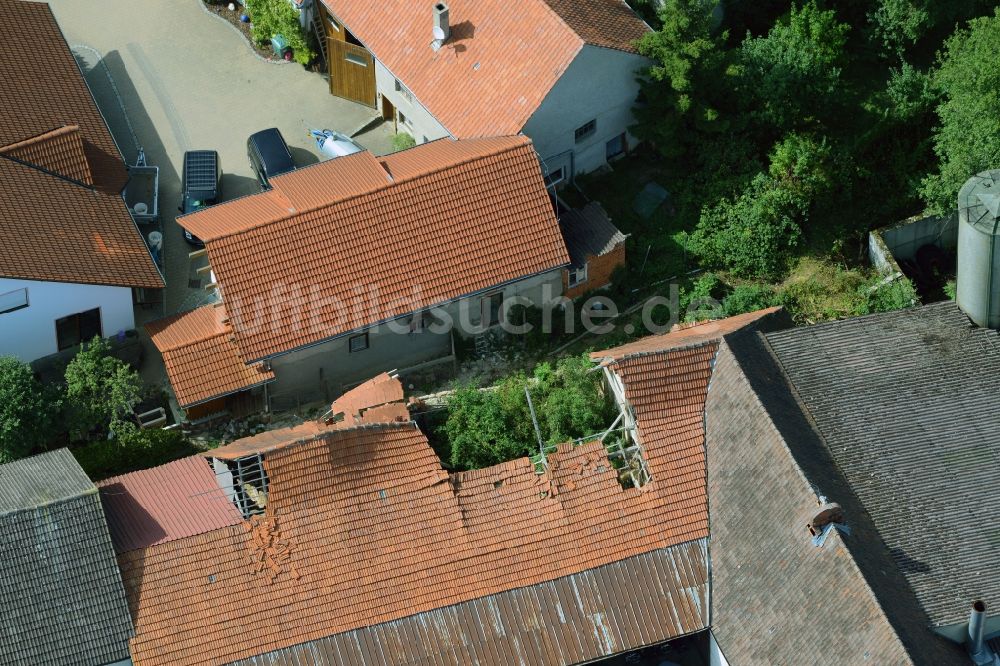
xmin=442 ymin=355 xmax=613 ymax=470
xmin=72 ymin=427 xmax=198 ymax=482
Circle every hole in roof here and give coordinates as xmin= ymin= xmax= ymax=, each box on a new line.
xmin=377 ymin=489 xmax=388 ymax=500
xmin=208 ymin=574 xmax=217 ymax=583
xmin=473 ymin=61 xmax=480 ymax=71
xmin=493 ymin=479 xmax=503 ymax=489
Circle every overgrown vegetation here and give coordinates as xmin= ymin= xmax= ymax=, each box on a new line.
xmin=244 ymin=0 xmax=316 ymax=65
xmin=392 ymin=132 xmax=417 ymax=152
xmin=438 ymin=355 xmax=613 ymax=470
xmin=0 ymin=339 xmax=194 ymax=478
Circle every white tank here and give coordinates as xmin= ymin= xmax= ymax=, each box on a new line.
xmin=957 ymin=169 xmax=1000 ymax=328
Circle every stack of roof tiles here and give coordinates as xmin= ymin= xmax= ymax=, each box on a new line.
xmin=178 ymin=136 xmax=570 ymax=363
xmin=0 ymin=0 xmax=161 ymax=289
xmin=319 ymin=0 xmax=649 ymax=137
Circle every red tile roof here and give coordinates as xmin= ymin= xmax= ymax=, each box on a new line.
xmin=321 ymin=0 xmax=648 ymax=137
xmin=146 ymin=305 xmax=274 ymax=407
xmin=0 ymin=1 xmax=161 ymax=289
xmin=97 ymin=456 xmax=243 ymax=553
xmin=0 ymin=0 xmax=127 ymax=193
xmin=0 ymin=125 xmax=94 ymax=185
xmin=0 ymin=157 xmax=163 ymax=288
xmin=182 ymin=137 xmax=569 ymax=362
xmin=591 ymin=307 xmax=784 ymax=361
xmin=114 ymin=357 xmax=717 ymax=664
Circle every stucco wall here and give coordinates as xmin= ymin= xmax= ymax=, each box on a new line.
xmin=0 ymin=278 xmax=135 ymax=363
xmin=373 ymin=58 xmax=451 ymax=144
xmin=523 ymin=45 xmax=648 ymax=178
xmin=267 ymin=269 xmax=564 ymax=406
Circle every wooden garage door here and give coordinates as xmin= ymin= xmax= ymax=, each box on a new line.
xmin=328 ymin=39 xmax=376 ymax=107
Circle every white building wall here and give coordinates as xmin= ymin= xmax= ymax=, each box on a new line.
xmin=0 ymin=277 xmax=135 ymax=363
xmin=709 ymin=630 xmax=731 ymax=666
xmin=267 ymin=269 xmax=564 ymax=406
xmin=373 ymin=58 xmax=451 ymax=145
xmin=522 ymin=45 xmax=648 ymax=179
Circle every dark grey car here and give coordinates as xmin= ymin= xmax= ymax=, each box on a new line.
xmin=247 ymin=128 xmax=295 ymax=191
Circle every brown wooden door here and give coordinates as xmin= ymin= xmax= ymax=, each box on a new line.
xmin=328 ymin=39 xmax=376 ymax=107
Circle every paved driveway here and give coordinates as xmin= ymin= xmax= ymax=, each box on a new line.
xmin=48 ymin=0 xmax=388 ymax=316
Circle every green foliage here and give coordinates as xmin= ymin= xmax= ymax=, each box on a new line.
xmin=692 ymin=172 xmax=804 ymax=279
xmin=391 ymin=132 xmax=416 ymax=152
xmin=72 ymin=427 xmax=198 ymax=482
xmin=740 ymin=1 xmax=850 ymax=130
xmin=634 ymin=0 xmax=735 ymax=156
xmin=681 ymin=272 xmax=726 ymax=320
xmin=723 ymin=284 xmax=780 ymax=315
xmin=857 ymin=274 xmax=918 ymax=313
xmin=882 ymin=62 xmax=938 ymax=122
xmin=442 ymin=355 xmax=612 ymax=470
xmin=64 ymin=337 xmax=142 ymax=442
xmin=244 ymin=0 xmax=316 ymax=64
xmin=0 ymin=357 xmax=59 ymax=462
xmin=869 ymin=0 xmax=931 ymax=56
xmin=922 ymin=9 xmax=1000 ymax=213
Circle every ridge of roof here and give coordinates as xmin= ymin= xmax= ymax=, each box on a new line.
xmin=183 ymin=136 xmax=532 ymax=243
xmin=145 ymin=303 xmax=230 ymax=351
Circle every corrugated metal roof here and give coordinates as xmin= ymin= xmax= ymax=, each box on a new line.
xmin=98 ymin=455 xmax=243 ymax=553
xmin=230 ymin=539 xmax=709 ymax=666
xmin=764 ymin=301 xmax=1000 ymax=628
xmin=559 ymin=201 xmax=626 ymax=267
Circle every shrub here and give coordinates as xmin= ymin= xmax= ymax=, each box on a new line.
xmin=244 ymin=0 xmax=316 ymax=65
xmin=64 ymin=337 xmax=142 ymax=442
xmin=723 ymin=284 xmax=780 ymax=315
xmin=392 ymin=132 xmax=416 ymax=152
xmin=0 ymin=357 xmax=60 ymax=462
xmin=72 ymin=427 xmax=198 ymax=481
xmin=856 ymin=274 xmax=918 ymax=314
xmin=692 ymin=173 xmax=804 ymax=279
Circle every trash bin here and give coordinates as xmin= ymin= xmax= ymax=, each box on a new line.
xmin=271 ymin=35 xmax=290 ymax=59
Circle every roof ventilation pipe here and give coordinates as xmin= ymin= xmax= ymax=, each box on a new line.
xmin=967 ymin=600 xmax=995 ymax=665
xmin=433 ymin=2 xmax=450 ymax=42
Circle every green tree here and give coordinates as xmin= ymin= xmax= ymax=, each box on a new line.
xmin=0 ymin=357 xmax=59 ymax=462
xmin=244 ymin=0 xmax=316 ymax=65
xmin=740 ymin=1 xmax=850 ymax=130
xmin=922 ymin=9 xmax=1000 ymax=213
xmin=634 ymin=0 xmax=734 ymax=156
xmin=64 ymin=337 xmax=142 ymax=441
xmin=534 ymin=356 xmax=612 ymax=445
xmin=72 ymin=427 xmax=197 ymax=481
xmin=443 ymin=375 xmax=534 ymax=470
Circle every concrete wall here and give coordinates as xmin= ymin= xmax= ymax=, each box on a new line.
xmin=372 ymin=58 xmax=450 ymax=144
xmin=523 ymin=45 xmax=648 ymax=179
xmin=266 ymin=269 xmax=563 ymax=407
xmin=0 ymin=277 xmax=135 ymax=363
xmin=870 ymin=212 xmax=958 ymax=269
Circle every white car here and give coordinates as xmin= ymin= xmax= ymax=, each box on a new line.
xmin=312 ymin=129 xmax=364 ymax=159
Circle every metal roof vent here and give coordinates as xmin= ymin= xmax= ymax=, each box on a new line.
xmin=967 ymin=600 xmax=996 ymax=665
xmin=432 ymin=2 xmax=450 ymax=46
xmin=957 ymin=169 xmax=1000 ymax=328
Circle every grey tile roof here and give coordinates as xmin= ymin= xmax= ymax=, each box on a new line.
xmin=558 ymin=201 xmax=626 ymax=267
xmin=0 ymin=449 xmax=133 ymax=666
xmin=763 ymin=301 xmax=1000 ymax=629
xmin=710 ymin=328 xmax=965 ymax=665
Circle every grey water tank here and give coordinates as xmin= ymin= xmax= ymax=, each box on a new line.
xmin=957 ymin=169 xmax=1000 ymax=328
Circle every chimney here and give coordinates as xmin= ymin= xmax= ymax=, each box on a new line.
xmin=433 ymin=2 xmax=450 ymax=42
xmin=968 ymin=600 xmax=994 ymax=665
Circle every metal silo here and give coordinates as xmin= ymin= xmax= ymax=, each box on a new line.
xmin=957 ymin=169 xmax=1000 ymax=329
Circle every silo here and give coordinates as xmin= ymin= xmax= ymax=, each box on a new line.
xmin=957 ymin=169 xmax=1000 ymax=329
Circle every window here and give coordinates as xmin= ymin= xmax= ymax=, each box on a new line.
xmin=606 ymin=133 xmax=627 ymax=160
xmin=345 ymin=52 xmax=368 ymax=66
xmin=397 ymin=111 xmax=413 ymax=128
xmin=348 ymin=332 xmax=369 ymax=352
xmin=0 ymin=288 xmax=28 ymax=314
xmin=568 ymin=264 xmax=589 ymax=287
xmin=394 ymin=79 xmax=414 ymax=103
xmin=574 ymin=119 xmax=596 ymax=143
xmin=409 ymin=312 xmax=429 ymax=333
xmin=544 ymin=167 xmax=564 ymax=188
xmin=56 ymin=308 xmax=102 ymax=351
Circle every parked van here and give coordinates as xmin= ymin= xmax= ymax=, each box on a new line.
xmin=179 ymin=150 xmax=222 ymax=246
xmin=247 ymin=128 xmax=295 ymax=191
